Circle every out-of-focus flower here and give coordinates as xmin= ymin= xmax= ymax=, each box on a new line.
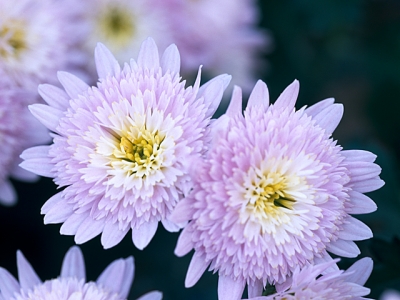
xmin=171 ymin=80 xmax=384 ymax=300
xmin=381 ymin=290 xmax=400 ymax=300
xmin=0 ymin=0 xmax=85 ymax=90
xmin=244 ymin=258 xmax=373 ymax=300
xmin=0 ymin=246 xmax=162 ymax=300
xmin=20 ymin=38 xmax=230 ymax=250
xmin=166 ymin=0 xmax=271 ymax=93
xmin=0 ymin=76 xmax=49 ymax=206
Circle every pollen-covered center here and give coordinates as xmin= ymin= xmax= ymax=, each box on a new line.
xmin=97 ymin=5 xmax=135 ymax=47
xmin=113 ymin=127 xmax=165 ymax=178
xmin=0 ymin=21 xmax=27 ymax=58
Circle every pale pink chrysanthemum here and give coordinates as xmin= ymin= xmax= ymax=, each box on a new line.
xmin=0 ymin=76 xmax=49 ymax=206
xmin=245 ymin=258 xmax=373 ymax=300
xmin=0 ymin=246 xmax=162 ymax=300
xmin=20 ymin=38 xmax=231 ymax=250
xmin=0 ymin=0 xmax=86 ymax=90
xmin=171 ymin=80 xmax=384 ymax=300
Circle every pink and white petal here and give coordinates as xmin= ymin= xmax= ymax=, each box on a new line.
xmin=344 ymin=257 xmax=373 ymax=285
xmin=347 ymin=191 xmax=377 ymax=214
xmin=41 ymin=192 xmax=63 ymax=214
xmin=199 ymin=75 xmax=231 ymax=118
xmin=326 ymin=239 xmax=360 ymax=258
xmin=97 ymin=257 xmax=134 ymax=298
xmin=19 ymin=157 xmax=54 ymax=178
xmin=60 ymin=213 xmax=88 ymax=235
xmin=43 ymin=199 xmax=74 ymax=224
xmin=131 ymin=221 xmax=158 ymax=250
xmin=218 ymin=274 xmax=246 ymax=300
xmin=17 ymin=251 xmax=41 ymax=291
xmin=246 ymin=80 xmax=269 ymax=110
xmin=161 ymin=44 xmax=180 ymax=75
xmin=136 ymin=291 xmax=163 ymax=300
xmin=137 ymin=38 xmax=160 ymax=70
xmin=305 ymin=98 xmax=335 ymax=117
xmin=75 ymin=217 xmax=105 ymax=244
xmin=95 ymin=43 xmax=121 ymax=79
xmin=226 ymin=86 xmax=243 ymax=117
xmin=351 ymin=178 xmax=385 ymax=193
xmin=101 ymin=221 xmax=129 ymax=249
xmin=38 ymin=84 xmax=70 ymax=110
xmin=274 ymin=80 xmax=299 ymax=111
xmin=0 ymin=268 xmax=20 ymax=299
xmin=28 ymin=104 xmax=64 ymax=133
xmin=247 ymin=279 xmax=264 ymax=298
xmin=161 ymin=218 xmax=181 ymax=233
xmin=311 ymin=103 xmax=344 ymax=135
xmin=313 ymin=251 xmax=339 ymax=273
xmin=185 ymin=252 xmax=209 ymax=288
xmin=57 ymin=71 xmax=89 ymax=100
xmin=338 ymin=216 xmax=373 ymax=241
xmin=20 ymin=146 xmax=50 ymax=161
xmin=341 ymin=150 xmax=377 ymax=163
xmin=0 ymin=180 xmax=16 ymax=206
xmin=169 ymin=197 xmax=195 ymax=224
xmin=174 ymin=226 xmax=194 ymax=257
xmin=346 ymin=161 xmax=382 ymax=182
xmin=60 ymin=246 xmax=86 ymax=281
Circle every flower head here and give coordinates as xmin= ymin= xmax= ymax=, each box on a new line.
xmin=246 ymin=258 xmax=373 ymax=300
xmin=20 ymin=38 xmax=230 ymax=249
xmin=0 ymin=246 xmax=162 ymax=300
xmin=0 ymin=0 xmax=85 ymax=90
xmin=0 ymin=76 xmax=49 ymax=206
xmin=171 ymin=80 xmax=384 ymax=300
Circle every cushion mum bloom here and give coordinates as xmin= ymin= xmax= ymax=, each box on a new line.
xmin=0 ymin=246 xmax=162 ymax=300
xmin=170 ymin=80 xmax=384 ymax=300
xmin=245 ymin=258 xmax=373 ymax=300
xmin=0 ymin=77 xmax=49 ymax=206
xmin=20 ymin=38 xmax=231 ymax=250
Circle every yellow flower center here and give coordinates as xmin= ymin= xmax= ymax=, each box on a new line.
xmin=0 ymin=21 xmax=26 ymax=58
xmin=97 ymin=5 xmax=135 ymax=48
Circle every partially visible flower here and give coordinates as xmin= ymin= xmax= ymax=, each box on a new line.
xmin=20 ymin=38 xmax=230 ymax=249
xmin=0 ymin=246 xmax=162 ymax=300
xmin=0 ymin=0 xmax=86 ymax=90
xmin=381 ymin=290 xmax=400 ymax=300
xmin=171 ymin=80 xmax=384 ymax=300
xmin=244 ymin=258 xmax=373 ymax=300
xmin=0 ymin=76 xmax=49 ymax=206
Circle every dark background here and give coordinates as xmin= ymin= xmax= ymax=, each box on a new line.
xmin=1 ymin=0 xmax=400 ymax=299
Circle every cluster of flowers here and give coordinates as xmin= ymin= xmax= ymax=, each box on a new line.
xmin=0 ymin=0 xmax=385 ymax=299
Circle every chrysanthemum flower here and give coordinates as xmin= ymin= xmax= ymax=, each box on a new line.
xmin=20 ymin=38 xmax=231 ymax=249
xmin=245 ymin=258 xmax=373 ymax=300
xmin=0 ymin=246 xmax=162 ymax=300
xmin=0 ymin=77 xmax=49 ymax=206
xmin=171 ymin=80 xmax=384 ymax=300
xmin=0 ymin=0 xmax=85 ymax=90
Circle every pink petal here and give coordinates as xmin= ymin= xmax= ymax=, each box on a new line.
xmin=0 ymin=268 xmax=20 ymax=298
xmin=101 ymin=221 xmax=129 ymax=249
xmin=218 ymin=274 xmax=246 ymax=300
xmin=247 ymin=279 xmax=263 ymax=298
xmin=347 ymin=191 xmax=377 ymax=214
xmin=41 ymin=192 xmax=63 ymax=214
xmin=185 ymin=252 xmax=209 ymax=288
xmin=17 ymin=251 xmax=41 ymax=291
xmin=175 ymin=226 xmax=194 ymax=257
xmin=75 ymin=217 xmax=105 ymax=244
xmin=341 ymin=150 xmax=377 ymax=163
xmin=60 ymin=213 xmax=88 ymax=235
xmin=19 ymin=147 xmax=54 ymax=178
xmin=226 ymin=86 xmax=243 ymax=117
xmin=161 ymin=218 xmax=182 ymax=233
xmin=198 ymin=74 xmax=231 ymax=118
xmin=246 ymin=80 xmax=269 ymax=109
xmin=274 ymin=80 xmax=299 ymax=110
xmin=137 ymin=291 xmax=163 ymax=300
xmin=137 ymin=37 xmax=160 ymax=70
xmin=351 ymin=178 xmax=385 ymax=193
xmin=29 ymin=103 xmax=64 ymax=133
xmin=43 ymin=199 xmax=74 ymax=224
xmin=38 ymin=84 xmax=70 ymax=110
xmin=97 ymin=257 xmax=134 ymax=298
xmin=344 ymin=257 xmax=373 ymax=285
xmin=161 ymin=44 xmax=180 ymax=75
xmin=305 ymin=98 xmax=335 ymax=117
xmin=170 ymin=198 xmax=195 ymax=224
xmin=326 ymin=239 xmax=360 ymax=258
xmin=338 ymin=216 xmax=373 ymax=241
xmin=95 ymin=43 xmax=121 ymax=79
xmin=57 ymin=71 xmax=89 ymax=100
xmin=60 ymin=246 xmax=86 ymax=280
xmin=131 ymin=221 xmax=158 ymax=250
xmin=312 ymin=103 xmax=344 ymax=135
xmin=346 ymin=161 xmax=382 ymax=182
